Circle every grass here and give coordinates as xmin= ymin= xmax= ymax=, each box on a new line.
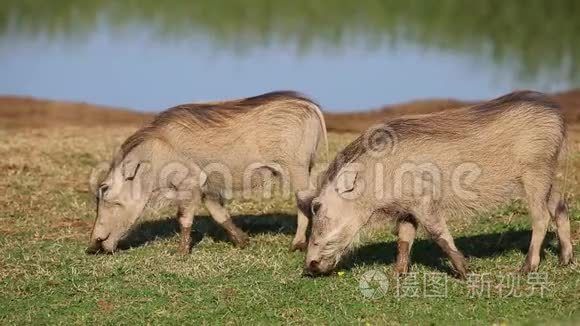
xmin=0 ymin=126 xmax=579 ymax=325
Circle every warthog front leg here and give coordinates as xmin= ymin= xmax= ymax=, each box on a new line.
xmin=394 ymin=216 xmax=417 ymax=276
xmin=290 ymin=166 xmax=310 ymax=252
xmin=177 ymin=201 xmax=197 ymax=254
xmin=203 ymin=196 xmax=249 ymax=248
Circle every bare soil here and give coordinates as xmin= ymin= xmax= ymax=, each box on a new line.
xmin=2 ymin=89 xmax=580 ymax=132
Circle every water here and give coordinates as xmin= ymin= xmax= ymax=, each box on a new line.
xmin=0 ymin=1 xmax=578 ymax=112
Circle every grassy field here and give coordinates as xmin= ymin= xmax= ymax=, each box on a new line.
xmin=1 ymin=126 xmax=579 ymax=325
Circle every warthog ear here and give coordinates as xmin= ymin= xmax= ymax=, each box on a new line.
xmin=296 ymin=189 xmax=316 ymax=218
xmin=336 ymin=170 xmax=357 ymax=194
xmin=199 ymin=170 xmax=208 ymax=188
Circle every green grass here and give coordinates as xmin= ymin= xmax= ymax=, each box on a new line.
xmin=1 ymin=127 xmax=579 ymax=325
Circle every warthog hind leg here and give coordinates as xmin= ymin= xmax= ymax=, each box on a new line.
xmin=422 ymin=219 xmax=468 ymax=279
xmin=520 ymin=174 xmax=552 ymax=273
xmin=547 ymin=188 xmax=574 ymax=266
xmin=203 ymin=196 xmax=249 ymax=248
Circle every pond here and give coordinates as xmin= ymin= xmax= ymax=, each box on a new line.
xmin=0 ymin=1 xmax=578 ymax=112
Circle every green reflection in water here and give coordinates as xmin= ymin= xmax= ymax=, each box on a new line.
xmin=1 ymin=0 xmax=579 ymax=82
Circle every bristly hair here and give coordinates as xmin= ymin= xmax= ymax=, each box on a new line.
xmin=321 ymin=90 xmax=561 ymax=186
xmin=472 ymin=90 xmax=560 ymax=114
xmin=119 ymin=91 xmax=317 ymax=159
xmin=320 ymin=135 xmax=367 ymax=187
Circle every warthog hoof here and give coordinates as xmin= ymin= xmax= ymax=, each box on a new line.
xmin=559 ymin=248 xmax=574 ymax=266
xmin=454 ymin=268 xmax=467 ymax=280
xmin=518 ymin=257 xmax=539 ymax=274
xmin=231 ymin=231 xmax=250 ymax=248
xmin=290 ymin=240 xmax=307 ymax=252
xmin=221 ymin=220 xmax=249 ymax=248
xmin=450 ymin=258 xmax=468 ymax=280
xmin=393 ymin=262 xmax=410 ymax=277
xmin=177 ymin=242 xmax=191 ymax=255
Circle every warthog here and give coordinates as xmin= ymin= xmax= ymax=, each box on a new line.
xmin=87 ymin=91 xmax=327 ymax=254
xmin=298 ymin=91 xmax=573 ymax=278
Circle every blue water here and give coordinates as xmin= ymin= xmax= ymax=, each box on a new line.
xmin=0 ymin=22 xmax=573 ymax=112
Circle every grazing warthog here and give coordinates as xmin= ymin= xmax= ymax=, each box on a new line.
xmin=87 ymin=91 xmax=327 ymax=254
xmin=298 ymin=91 xmax=573 ymax=278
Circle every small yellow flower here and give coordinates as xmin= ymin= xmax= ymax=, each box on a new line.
xmin=337 ymin=271 xmax=345 ymax=277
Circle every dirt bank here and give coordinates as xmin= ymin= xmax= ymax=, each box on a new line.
xmin=2 ymin=89 xmax=580 ymax=132
xmin=325 ymin=88 xmax=580 ymax=132
xmin=0 ymin=96 xmax=151 ymax=129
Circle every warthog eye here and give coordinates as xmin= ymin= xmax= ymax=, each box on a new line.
xmin=311 ymin=202 xmax=322 ymax=216
xmin=98 ymin=184 xmax=109 ymax=199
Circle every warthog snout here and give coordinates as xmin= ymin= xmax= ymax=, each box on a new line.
xmin=86 ymin=232 xmax=111 ymax=255
xmin=86 ymin=239 xmax=103 ymax=254
xmin=302 ymin=258 xmax=333 ymax=277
